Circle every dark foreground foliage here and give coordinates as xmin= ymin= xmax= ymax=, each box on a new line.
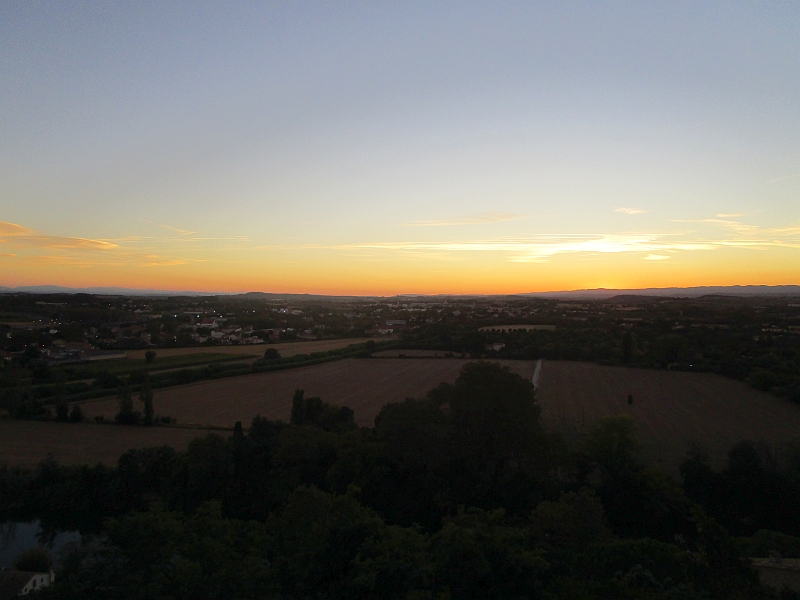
xmin=1 ymin=362 xmax=794 ymax=599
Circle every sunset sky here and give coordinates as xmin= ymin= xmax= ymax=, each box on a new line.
xmin=1 ymin=2 xmax=799 ymax=295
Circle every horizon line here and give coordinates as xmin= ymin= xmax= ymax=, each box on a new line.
xmin=2 ymin=283 xmax=800 ymax=298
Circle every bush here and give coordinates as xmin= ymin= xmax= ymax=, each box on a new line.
xmin=290 ymin=389 xmax=355 ymax=432
xmin=116 ymin=383 xmax=139 ymax=425
xmin=14 ymin=546 xmax=52 ymax=572
xmin=69 ymin=404 xmax=84 ymax=422
xmin=116 ymin=410 xmax=141 ymax=425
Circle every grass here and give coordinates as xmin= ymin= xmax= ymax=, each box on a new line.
xmin=53 ymin=353 xmax=250 ymax=379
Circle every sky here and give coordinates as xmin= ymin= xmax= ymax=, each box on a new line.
xmin=1 ymin=2 xmax=799 ymax=295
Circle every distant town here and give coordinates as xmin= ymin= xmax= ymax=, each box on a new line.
xmin=2 ymin=289 xmax=799 ymax=402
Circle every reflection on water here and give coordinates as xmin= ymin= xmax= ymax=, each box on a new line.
xmin=0 ymin=521 xmax=80 ymax=568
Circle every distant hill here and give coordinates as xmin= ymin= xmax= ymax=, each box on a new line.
xmin=1 ymin=284 xmax=798 ymax=300
xmin=235 ymin=292 xmax=380 ymax=302
xmin=0 ymin=285 xmax=222 ymax=296
xmin=520 ymin=285 xmax=800 ymax=300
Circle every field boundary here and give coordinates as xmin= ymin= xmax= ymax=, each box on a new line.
xmin=23 ymin=341 xmax=394 ymax=408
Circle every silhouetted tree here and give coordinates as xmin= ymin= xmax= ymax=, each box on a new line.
xmin=68 ymin=404 xmax=83 ymax=422
xmin=139 ymin=372 xmax=154 ymax=425
xmin=115 ymin=382 xmax=139 ymax=425
xmin=622 ymin=330 xmax=633 ymax=363
xmin=14 ymin=546 xmax=52 ymax=573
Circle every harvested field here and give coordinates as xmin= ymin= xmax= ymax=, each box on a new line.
xmin=537 ymin=361 xmax=800 ymax=471
xmin=83 ymin=359 xmax=536 ymax=428
xmin=0 ymin=420 xmax=205 ymax=468
xmin=125 ymin=338 xmax=378 ymax=360
xmin=9 ymin=359 xmax=787 ymax=472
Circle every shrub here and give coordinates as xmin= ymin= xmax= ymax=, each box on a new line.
xmin=56 ymin=402 xmax=69 ymax=422
xmin=14 ymin=547 xmax=52 ymax=573
xmin=69 ymin=404 xmax=84 ymax=422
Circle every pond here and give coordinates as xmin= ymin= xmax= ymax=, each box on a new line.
xmin=0 ymin=521 xmax=80 ymax=569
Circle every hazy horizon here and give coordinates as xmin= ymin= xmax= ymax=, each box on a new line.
xmin=2 ymin=3 xmax=799 ymax=294
xmin=3 ymin=283 xmax=800 ymax=300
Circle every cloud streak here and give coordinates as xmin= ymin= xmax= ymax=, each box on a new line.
xmin=294 ymin=234 xmax=712 ymax=262
xmin=137 ymin=218 xmax=197 ymax=236
xmin=615 ymin=207 xmax=647 ymax=215
xmin=671 ymin=217 xmax=800 ymax=238
xmin=0 ymin=221 xmax=118 ymax=250
xmin=0 ymin=221 xmax=205 ymax=270
xmin=295 ymin=217 xmax=800 ymax=263
xmin=644 ymin=254 xmax=671 ymax=260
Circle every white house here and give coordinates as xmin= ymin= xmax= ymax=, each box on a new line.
xmin=0 ymin=569 xmax=54 ymax=598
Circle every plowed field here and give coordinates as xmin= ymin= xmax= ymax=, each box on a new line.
xmin=6 ymin=359 xmax=796 ymax=471
xmin=81 ymin=359 xmax=536 ymax=428
xmin=536 ymin=361 xmax=800 ymax=470
xmin=0 ymin=420 xmax=203 ymax=468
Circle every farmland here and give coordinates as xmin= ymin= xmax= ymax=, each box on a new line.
xmin=4 ymin=358 xmax=800 ymax=471
xmin=536 ymin=361 xmax=800 ymax=470
xmin=372 ymin=349 xmax=458 ymax=357
xmin=0 ymin=420 xmax=202 ymax=468
xmin=55 ymin=352 xmax=250 ymax=377
xmin=81 ymin=357 xmax=800 ymax=471
xmin=81 ymin=358 xmax=536 ymax=429
xmin=124 ymin=338 xmax=377 ymax=360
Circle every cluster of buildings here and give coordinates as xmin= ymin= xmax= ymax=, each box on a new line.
xmin=188 ymin=317 xmax=266 ymax=345
xmin=40 ymin=340 xmax=126 ymax=364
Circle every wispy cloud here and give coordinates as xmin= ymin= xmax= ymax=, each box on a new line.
xmin=0 ymin=221 xmax=205 ymax=270
xmin=296 ymin=233 xmax=717 ymax=262
xmin=716 ymin=213 xmax=746 ymax=218
xmin=671 ymin=216 xmax=800 ymax=238
xmin=296 ymin=216 xmax=800 ymax=263
xmin=0 ymin=222 xmax=34 ymax=236
xmin=0 ymin=221 xmax=118 ymax=250
xmin=27 ymin=255 xmax=98 ymax=267
xmin=141 ymin=259 xmax=191 ymax=267
xmin=671 ymin=218 xmax=759 ymax=235
xmin=644 ymin=254 xmax=671 ymax=260
xmin=615 ymin=208 xmax=647 ymax=215
xmin=137 ymin=218 xmax=196 ymax=236
xmin=405 ymin=212 xmax=527 ymax=226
